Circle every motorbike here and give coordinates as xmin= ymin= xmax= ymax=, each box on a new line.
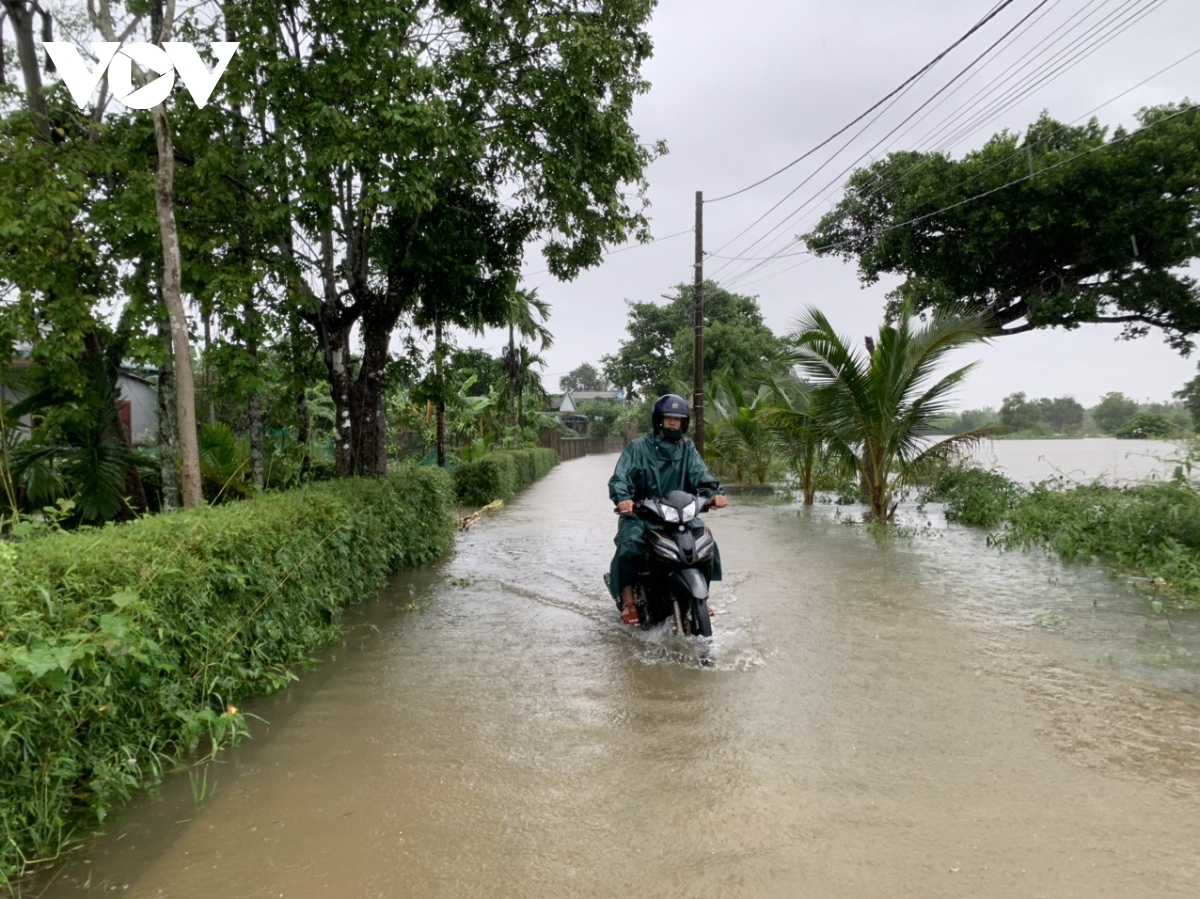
xmin=606 ymin=487 xmax=720 ymax=638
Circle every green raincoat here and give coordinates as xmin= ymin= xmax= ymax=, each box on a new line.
xmin=607 ymin=434 xmax=724 ymax=598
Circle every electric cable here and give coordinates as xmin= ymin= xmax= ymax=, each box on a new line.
xmin=710 ymin=0 xmax=1074 ymax=282
xmin=724 ymin=12 xmax=1192 ymax=287
xmin=712 ymin=0 xmax=1067 ymax=285
xmin=928 ymin=0 xmax=1168 ymax=152
xmin=703 ymin=0 xmax=1022 ymax=204
xmin=720 ymin=0 xmax=1177 ymax=287
xmin=788 ymin=0 xmax=1173 ymax=265
xmin=725 ymin=100 xmax=1200 ymax=290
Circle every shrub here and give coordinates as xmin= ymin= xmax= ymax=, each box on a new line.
xmin=922 ymin=465 xmax=1026 ymax=528
xmin=453 ymin=448 xmax=558 ymax=506
xmin=1114 ymin=413 xmax=1178 ymax=440
xmin=984 ymin=472 xmax=1200 ymax=606
xmin=0 ymin=466 xmax=455 ymax=882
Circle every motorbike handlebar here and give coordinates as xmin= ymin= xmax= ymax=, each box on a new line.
xmin=613 ymin=493 xmax=721 ymax=516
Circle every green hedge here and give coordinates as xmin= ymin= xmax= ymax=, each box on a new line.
xmin=0 ymin=465 xmax=455 ymax=881
xmin=454 ymin=448 xmax=559 ymax=506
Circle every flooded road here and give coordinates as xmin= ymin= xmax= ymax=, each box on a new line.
xmin=34 ymin=454 xmax=1200 ymax=898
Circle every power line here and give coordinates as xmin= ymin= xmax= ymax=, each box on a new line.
xmin=725 ymin=100 xmax=1200 ymax=290
xmin=704 ymin=0 xmax=1022 ymax=204
xmin=723 ymin=26 xmax=1196 ymax=287
xmin=925 ymin=0 xmax=1168 ymax=152
xmin=710 ymin=0 xmax=1065 ymax=283
xmin=720 ymin=0 xmax=1178 ymax=287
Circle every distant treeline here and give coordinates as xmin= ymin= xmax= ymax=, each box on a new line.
xmin=937 ymin=392 xmax=1192 ymax=438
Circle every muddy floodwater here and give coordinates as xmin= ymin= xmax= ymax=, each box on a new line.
xmin=32 ymin=453 xmax=1200 ymax=898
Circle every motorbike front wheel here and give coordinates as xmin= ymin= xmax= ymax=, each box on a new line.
xmin=689 ymin=598 xmax=712 ymax=638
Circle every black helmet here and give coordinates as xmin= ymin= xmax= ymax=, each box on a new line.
xmin=652 ymin=393 xmax=690 ymax=434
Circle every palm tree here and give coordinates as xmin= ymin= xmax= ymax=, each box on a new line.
xmin=759 ymin=373 xmax=834 ymax=506
xmin=8 ymin=354 xmax=152 ymax=523
xmin=499 ymin=344 xmax=549 ymax=429
xmin=706 ymin=370 xmax=775 ymax=485
xmin=501 ymin=288 xmax=553 ymax=428
xmin=784 ymin=303 xmax=991 ymax=521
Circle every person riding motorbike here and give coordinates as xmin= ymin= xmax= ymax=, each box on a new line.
xmin=608 ymin=394 xmax=727 ymax=624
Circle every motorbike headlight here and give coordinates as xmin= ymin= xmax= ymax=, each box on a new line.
xmin=660 ymin=505 xmax=680 ymax=523
xmin=679 ymin=499 xmax=697 ymax=522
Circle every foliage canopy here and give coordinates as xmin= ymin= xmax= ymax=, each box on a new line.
xmin=804 ymin=105 xmax=1200 ymax=351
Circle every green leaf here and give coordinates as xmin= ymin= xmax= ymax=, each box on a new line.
xmin=99 ymin=613 xmax=130 ymax=639
xmin=110 ymin=590 xmax=140 ymax=609
xmin=13 ymin=644 xmax=74 ymax=677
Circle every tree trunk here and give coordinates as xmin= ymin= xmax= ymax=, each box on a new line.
xmin=313 ymin=218 xmax=357 ymax=478
xmin=325 ymin=317 xmax=354 ymax=476
xmin=800 ymin=448 xmax=815 ymax=506
xmin=243 ymin=301 xmax=264 ymax=489
xmin=292 ymin=314 xmax=311 ymax=479
xmin=435 ymin=316 xmax=446 ymax=469
xmin=156 ymin=312 xmax=180 ymax=512
xmin=248 ymin=384 xmax=264 ymax=488
xmin=296 ymin=385 xmax=311 ymax=478
xmin=204 ymin=310 xmax=215 ymax=425
xmin=1 ymin=1 xmax=50 ymax=141
xmin=516 ymin=353 xmax=525 ymax=426
xmin=153 ymin=105 xmax=202 ymax=507
xmin=862 ymin=451 xmax=890 ymax=521
xmin=507 ymin=323 xmax=516 ymax=428
xmin=150 ymin=2 xmax=201 ymax=508
xmin=347 ymin=318 xmax=389 ymax=476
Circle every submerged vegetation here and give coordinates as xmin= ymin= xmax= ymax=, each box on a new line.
xmin=921 ymin=455 xmax=1200 ymax=609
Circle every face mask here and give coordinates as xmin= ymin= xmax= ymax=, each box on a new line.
xmin=659 ymin=427 xmax=684 ymax=443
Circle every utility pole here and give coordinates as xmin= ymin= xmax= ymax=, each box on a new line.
xmin=693 ymin=190 xmax=705 ymax=456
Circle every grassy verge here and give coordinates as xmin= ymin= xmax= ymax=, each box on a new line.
xmin=0 ymin=465 xmax=455 ymax=882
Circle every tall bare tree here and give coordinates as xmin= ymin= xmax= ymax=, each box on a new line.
xmin=145 ymin=0 xmax=202 ymax=506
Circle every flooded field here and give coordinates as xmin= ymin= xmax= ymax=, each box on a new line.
xmin=965 ymin=436 xmax=1182 ymax=484
xmin=28 ymin=453 xmax=1200 ymax=899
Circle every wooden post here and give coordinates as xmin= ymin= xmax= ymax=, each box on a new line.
xmin=693 ymin=190 xmax=705 ymax=456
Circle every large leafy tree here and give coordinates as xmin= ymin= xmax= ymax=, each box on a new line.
xmin=603 ymin=281 xmax=785 ymax=400
xmin=1 ymin=0 xmax=254 ymax=511
xmin=0 ymin=2 xmax=178 ymax=516
xmin=999 ymin=392 xmax=1043 ymax=433
xmin=805 ymin=105 xmax=1200 ymax=351
xmin=559 ymin=362 xmax=605 ymax=392
xmin=1092 ymin=391 xmax=1139 ymax=434
xmin=4 ymin=0 xmax=662 ymax=497
xmin=1044 ymin=396 xmax=1084 ymax=434
xmin=225 ymin=0 xmax=661 ymax=476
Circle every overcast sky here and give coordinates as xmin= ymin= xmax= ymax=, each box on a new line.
xmin=491 ymin=0 xmax=1200 ymax=410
